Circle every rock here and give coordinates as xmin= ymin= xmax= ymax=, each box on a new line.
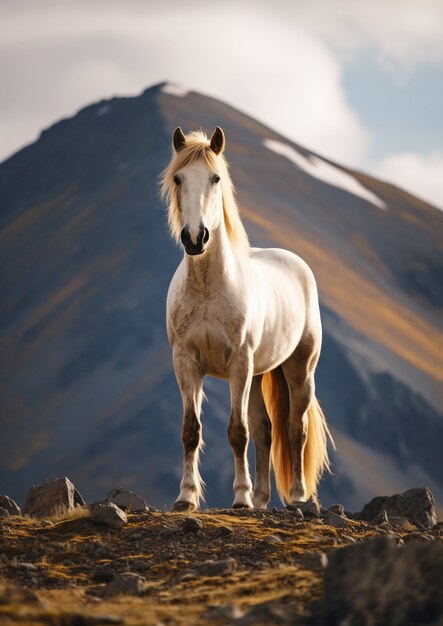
xmin=218 ymin=525 xmax=234 ymax=536
xmin=389 ymin=515 xmax=412 ymax=529
xmin=73 ymin=488 xmax=86 ymax=507
xmin=92 ymin=568 xmax=115 ymax=583
xmin=204 ymin=604 xmax=244 ymax=621
xmin=182 ymin=517 xmax=203 ymax=533
xmin=23 ymin=477 xmax=84 ymax=518
xmin=370 ymin=508 xmax=389 ymax=525
xmin=91 ymin=502 xmax=127 ymax=529
xmin=287 ymin=495 xmax=320 ymax=518
xmin=323 ymin=511 xmax=349 ymax=528
xmin=194 ymin=558 xmax=237 ymax=576
xmin=0 ymin=496 xmax=21 ymax=515
xmin=0 ymin=507 xmax=10 ymax=519
xmin=300 ymin=550 xmax=328 ymax=571
xmin=235 ymin=601 xmax=292 ymax=624
xmin=356 ymin=487 xmax=437 ymax=529
xmin=404 ymin=532 xmax=436 ymax=543
xmin=100 ymin=572 xmax=146 ymax=597
xmin=287 ymin=507 xmax=304 ymax=521
xmin=321 ymin=534 xmax=443 ymax=625
xmin=106 ymin=487 xmax=147 ymax=512
xmin=18 ymin=562 xmax=38 ymax=572
xmin=263 ymin=534 xmax=282 ymax=543
xmin=327 ymin=504 xmax=344 ymax=516
xmin=130 ymin=559 xmax=150 ymax=573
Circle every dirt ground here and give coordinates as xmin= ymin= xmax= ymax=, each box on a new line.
xmin=1 ymin=508 xmax=441 ymax=625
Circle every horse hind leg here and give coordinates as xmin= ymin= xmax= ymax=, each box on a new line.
xmin=281 ymin=337 xmax=319 ymax=503
xmin=248 ymin=375 xmax=272 ymax=509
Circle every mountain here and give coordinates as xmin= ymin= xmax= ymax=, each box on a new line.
xmin=1 ymin=82 xmax=442 ymax=512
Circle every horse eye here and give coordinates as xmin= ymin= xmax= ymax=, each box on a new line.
xmin=212 ymin=175 xmax=220 ymax=185
xmin=173 ymin=175 xmax=181 ymax=186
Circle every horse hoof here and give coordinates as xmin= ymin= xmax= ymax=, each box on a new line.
xmin=232 ymin=502 xmax=253 ymax=509
xmin=172 ymin=501 xmax=196 ymax=512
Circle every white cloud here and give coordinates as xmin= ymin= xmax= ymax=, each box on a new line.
xmin=0 ymin=0 xmax=441 ymax=220
xmin=264 ymin=138 xmax=387 ymax=209
xmin=0 ymin=3 xmax=369 ymax=165
xmin=285 ymin=0 xmax=443 ymax=70
xmin=372 ymin=150 xmax=443 ymax=210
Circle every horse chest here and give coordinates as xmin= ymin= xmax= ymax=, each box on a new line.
xmin=170 ymin=297 xmax=245 ymax=375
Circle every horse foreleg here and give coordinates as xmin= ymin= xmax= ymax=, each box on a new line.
xmin=228 ymin=351 xmax=254 ymax=508
xmin=172 ymin=353 xmax=204 ymax=512
xmin=248 ymin=375 xmax=271 ymax=509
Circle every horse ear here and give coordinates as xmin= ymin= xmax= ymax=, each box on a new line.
xmin=173 ymin=127 xmax=186 ymax=152
xmin=210 ymin=126 xmax=225 ymax=155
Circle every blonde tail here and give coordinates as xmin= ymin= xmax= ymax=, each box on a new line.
xmin=262 ymin=367 xmax=292 ymax=503
xmin=304 ymin=396 xmax=335 ymax=498
xmin=262 ymin=369 xmax=334 ymax=503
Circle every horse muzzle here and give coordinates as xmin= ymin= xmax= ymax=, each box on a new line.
xmin=180 ymin=226 xmax=210 ymax=255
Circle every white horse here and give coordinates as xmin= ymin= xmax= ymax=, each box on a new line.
xmin=161 ymin=126 xmax=334 ymax=511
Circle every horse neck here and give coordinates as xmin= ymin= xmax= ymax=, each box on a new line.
xmin=184 ymin=220 xmax=237 ymax=290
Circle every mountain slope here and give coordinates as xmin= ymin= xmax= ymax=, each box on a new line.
xmin=1 ymin=82 xmax=442 ymax=512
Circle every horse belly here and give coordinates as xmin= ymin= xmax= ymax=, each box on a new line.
xmin=252 ymin=292 xmax=306 ymax=375
xmin=253 ymin=326 xmax=301 ymax=374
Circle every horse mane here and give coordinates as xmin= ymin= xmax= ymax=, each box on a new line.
xmin=160 ymin=130 xmax=249 ymax=254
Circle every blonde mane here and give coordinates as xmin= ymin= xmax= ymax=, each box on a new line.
xmin=160 ymin=130 xmax=249 ymax=254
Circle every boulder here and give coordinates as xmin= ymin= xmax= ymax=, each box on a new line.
xmin=0 ymin=496 xmax=21 ymax=516
xmin=203 ymin=604 xmax=244 ymax=621
xmin=287 ymin=495 xmax=320 ymax=518
xmin=321 ymin=535 xmax=443 ymax=625
xmin=235 ymin=602 xmax=293 ymax=625
xmin=323 ymin=510 xmax=349 ymax=528
xmin=193 ymin=558 xmax=237 ymax=577
xmin=90 ymin=502 xmax=127 ymax=529
xmin=106 ymin=487 xmax=147 ymax=512
xmin=0 ymin=507 xmax=10 ymax=519
xmin=182 ymin=517 xmax=203 ymax=533
xmin=299 ymin=550 xmax=328 ymax=571
xmin=100 ymin=572 xmax=146 ymax=597
xmin=327 ymin=504 xmax=344 ymax=516
xmin=356 ymin=487 xmax=437 ymax=529
xmin=23 ymin=477 xmax=84 ymax=518
xmin=288 ymin=507 xmax=304 ymax=521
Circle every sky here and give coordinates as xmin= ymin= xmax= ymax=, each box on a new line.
xmin=1 ymin=0 xmax=442 ymax=209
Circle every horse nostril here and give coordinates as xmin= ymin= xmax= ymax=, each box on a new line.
xmin=202 ymin=228 xmax=209 ymax=244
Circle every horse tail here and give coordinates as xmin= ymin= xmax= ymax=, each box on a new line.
xmin=261 ymin=367 xmax=292 ymax=503
xmin=304 ymin=395 xmax=334 ymax=499
xmin=262 ymin=369 xmax=334 ymax=503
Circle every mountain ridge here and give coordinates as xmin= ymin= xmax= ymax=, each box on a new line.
xmin=1 ymin=82 xmax=442 ymax=513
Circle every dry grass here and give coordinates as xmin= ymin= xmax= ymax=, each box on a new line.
xmin=45 ymin=505 xmax=91 ymax=524
xmin=0 ymin=509 xmax=441 ymax=626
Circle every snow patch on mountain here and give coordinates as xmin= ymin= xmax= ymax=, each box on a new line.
xmin=96 ymin=105 xmax=110 ymax=116
xmin=162 ymin=83 xmax=190 ymax=97
xmin=264 ymin=139 xmax=387 ymax=210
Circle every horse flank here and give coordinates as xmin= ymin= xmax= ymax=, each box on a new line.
xmin=160 ymin=130 xmax=249 ymax=254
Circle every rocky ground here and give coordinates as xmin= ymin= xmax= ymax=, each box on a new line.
xmin=0 ymin=492 xmax=443 ymax=626
xmin=0 ymin=478 xmax=443 ymax=626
